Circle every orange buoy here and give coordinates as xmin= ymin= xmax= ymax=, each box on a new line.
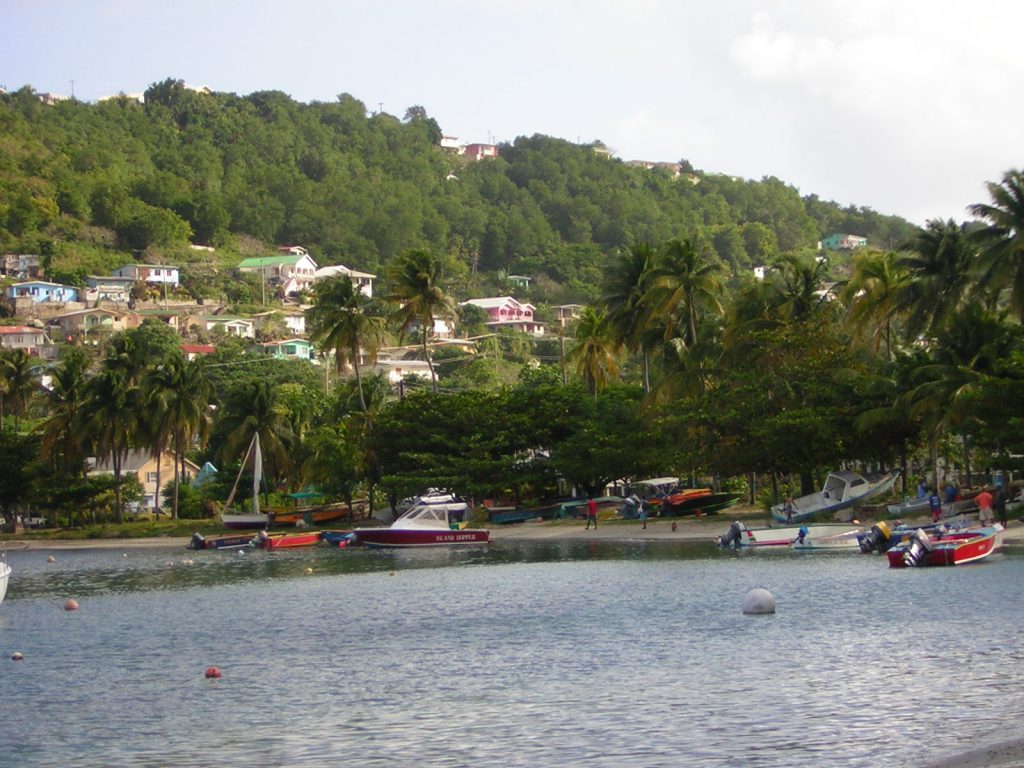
xmin=205 ymin=666 xmax=222 ymax=679
xmin=64 ymin=599 xmax=79 ymax=611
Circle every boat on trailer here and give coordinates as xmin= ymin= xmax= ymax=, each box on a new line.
xmin=886 ymin=524 xmax=1004 ymax=568
xmin=352 ymin=495 xmax=489 ymax=548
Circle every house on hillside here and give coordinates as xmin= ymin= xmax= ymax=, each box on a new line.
xmin=0 ymin=326 xmax=51 ymax=355
xmin=313 ymin=264 xmax=376 ymax=297
xmin=821 ymin=233 xmax=868 ymax=251
xmin=89 ymin=449 xmax=201 ymax=512
xmin=555 ymin=304 xmax=584 ymax=328
xmin=181 ymin=343 xmax=216 ymax=361
xmin=366 ymin=348 xmax=432 ymax=384
xmin=186 ymin=315 xmax=255 ymax=339
xmin=462 ymin=143 xmax=498 ymax=161
xmin=251 ymin=310 xmax=307 ymax=337
xmin=86 ymin=275 xmax=136 ymax=302
xmin=1 ymin=253 xmax=42 ymax=277
xmin=461 ymin=297 xmax=545 ymax=335
xmin=6 ymin=281 xmax=80 ymax=303
xmin=125 ymin=309 xmax=181 ymax=333
xmin=113 ymin=264 xmax=180 ymax=286
xmin=250 ymin=338 xmax=318 ymax=363
xmin=49 ymin=308 xmax=126 ymax=342
xmin=238 ymin=248 xmax=318 ymax=295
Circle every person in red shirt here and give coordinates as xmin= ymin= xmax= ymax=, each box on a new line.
xmin=585 ymin=496 xmax=598 ymax=529
xmin=975 ymin=488 xmax=994 ymax=525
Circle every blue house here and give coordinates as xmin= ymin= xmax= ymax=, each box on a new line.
xmin=6 ymin=281 xmax=80 ymax=303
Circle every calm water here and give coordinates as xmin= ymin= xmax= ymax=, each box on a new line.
xmin=1 ymin=540 xmax=1022 ymax=767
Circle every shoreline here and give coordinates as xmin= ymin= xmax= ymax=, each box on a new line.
xmin=6 ymin=515 xmax=1023 ymax=551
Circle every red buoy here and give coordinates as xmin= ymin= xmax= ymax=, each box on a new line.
xmin=64 ymin=599 xmax=79 ymax=611
xmin=337 ymin=540 xmax=348 ymax=549
xmin=205 ymin=666 xmax=222 ymax=679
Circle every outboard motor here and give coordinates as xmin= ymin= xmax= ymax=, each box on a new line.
xmin=794 ymin=526 xmax=809 ymax=545
xmin=859 ymin=521 xmax=892 ymax=554
xmin=188 ymin=532 xmax=206 ymax=550
xmin=902 ymin=528 xmax=934 ymax=567
xmin=718 ymin=520 xmax=746 ymax=548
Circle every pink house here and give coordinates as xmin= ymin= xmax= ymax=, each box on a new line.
xmin=462 ymin=143 xmax=498 ymax=161
xmin=461 ymin=297 xmax=545 ymax=336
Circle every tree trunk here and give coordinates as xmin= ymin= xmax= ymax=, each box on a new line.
xmin=154 ymin=450 xmax=162 ymax=517
xmin=423 ymin=326 xmax=437 ymax=393
xmin=172 ymin=430 xmax=181 ymax=520
xmin=641 ymin=350 xmax=650 ymax=393
xmin=353 ymin=341 xmax=367 ymax=413
xmin=113 ymin=451 xmax=123 ymax=524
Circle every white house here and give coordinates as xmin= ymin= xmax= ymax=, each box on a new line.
xmin=0 ymin=325 xmax=50 ymax=354
xmin=113 ymin=264 xmax=180 ymax=286
xmin=239 ymin=248 xmax=319 ymax=295
xmin=313 ymin=264 xmax=376 ymax=297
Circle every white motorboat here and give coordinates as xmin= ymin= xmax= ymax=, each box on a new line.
xmin=0 ymin=559 xmax=11 ymax=608
xmin=718 ymin=521 xmax=863 ymax=549
xmin=770 ymin=470 xmax=899 ymax=523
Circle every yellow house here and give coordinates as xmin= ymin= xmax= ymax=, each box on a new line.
xmin=90 ymin=450 xmax=201 ymax=511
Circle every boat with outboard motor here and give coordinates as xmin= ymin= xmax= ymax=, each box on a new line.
xmin=885 ymin=524 xmax=1003 ymax=568
xmin=718 ymin=521 xmax=864 ymax=549
xmin=188 ymin=531 xmax=256 ymax=550
xmin=252 ymin=530 xmax=323 ymax=549
xmin=351 ymin=493 xmax=489 ymax=548
xmin=770 ymin=470 xmax=899 ymax=524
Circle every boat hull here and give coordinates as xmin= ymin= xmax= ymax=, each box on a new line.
xmin=352 ymin=528 xmax=490 ymax=548
xmin=664 ymin=492 xmax=741 ymax=517
xmin=189 ymin=532 xmax=255 ymax=550
xmin=771 ymin=472 xmax=898 ymax=523
xmin=0 ymin=561 xmax=10 ymax=607
xmin=732 ymin=523 xmax=863 ymax=548
xmin=221 ymin=513 xmax=269 ymax=530
xmin=257 ymin=531 xmax=323 ymax=549
xmin=887 ymin=525 xmax=1003 ymax=568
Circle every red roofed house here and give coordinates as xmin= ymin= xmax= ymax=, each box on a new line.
xmin=181 ymin=343 xmax=216 ymax=362
xmin=0 ymin=326 xmax=50 ymax=355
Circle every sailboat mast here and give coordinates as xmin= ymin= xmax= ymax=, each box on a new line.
xmin=252 ymin=433 xmax=263 ymax=516
xmin=224 ymin=434 xmax=256 ymax=512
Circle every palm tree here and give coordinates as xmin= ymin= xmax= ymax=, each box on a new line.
xmin=1 ymin=349 xmax=38 ymax=432
xmin=645 ymin=238 xmax=724 ymax=350
xmin=969 ymin=169 xmax=1024 ymax=320
xmin=216 ymin=380 xmax=295 ymax=496
xmin=386 ymin=249 xmax=457 ymax=393
xmin=565 ymin=306 xmax=619 ymax=396
xmin=80 ymin=368 xmax=139 ymax=523
xmin=308 ymin=275 xmax=385 ymax=412
xmin=772 ymin=252 xmax=830 ymax=323
xmin=895 ymin=219 xmax=976 ymax=340
xmin=38 ymin=347 xmax=92 ymax=475
xmin=145 ymin=355 xmax=213 ymax=518
xmin=601 ymin=242 xmax=657 ymax=392
xmin=842 ymin=250 xmax=908 ymax=361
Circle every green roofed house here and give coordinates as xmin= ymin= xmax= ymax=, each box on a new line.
xmin=251 ymin=338 xmax=318 ymax=364
xmin=238 ymin=246 xmax=318 ymax=296
xmin=820 ymin=233 xmax=868 ymax=251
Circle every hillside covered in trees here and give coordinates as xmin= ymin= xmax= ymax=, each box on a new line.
xmin=0 ymin=79 xmax=917 ymax=304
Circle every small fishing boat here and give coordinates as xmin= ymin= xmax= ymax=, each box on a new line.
xmin=664 ymin=491 xmax=741 ymax=517
xmin=252 ymin=530 xmax=323 ymax=549
xmin=0 ymin=558 xmax=10 ymax=608
xmin=351 ymin=495 xmax=489 ymax=548
xmin=886 ymin=524 xmax=1003 ymax=568
xmin=790 ymin=527 xmax=865 ymax=551
xmin=718 ymin=521 xmax=863 ymax=549
xmin=188 ymin=532 xmax=256 ymax=550
xmin=770 ymin=470 xmax=899 ymax=524
xmin=322 ymin=530 xmax=355 ymax=547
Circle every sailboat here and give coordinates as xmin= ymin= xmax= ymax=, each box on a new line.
xmin=220 ymin=433 xmax=270 ymax=530
xmin=0 ymin=553 xmax=10 ymax=608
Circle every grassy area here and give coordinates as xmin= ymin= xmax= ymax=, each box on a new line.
xmin=0 ymin=518 xmax=225 ymax=542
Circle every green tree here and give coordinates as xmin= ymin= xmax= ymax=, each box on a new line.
xmin=646 ymin=238 xmax=724 ymax=349
xmin=896 ymin=220 xmax=976 ymax=340
xmin=80 ymin=368 xmax=139 ymax=523
xmin=969 ymin=169 xmax=1024 ymax=320
xmin=308 ymin=275 xmax=385 ymax=412
xmin=842 ymin=250 xmax=908 ymax=360
xmin=565 ymin=306 xmax=619 ymax=396
xmin=386 ymin=249 xmax=457 ymax=393
xmin=0 ymin=349 xmax=37 ymax=432
xmin=601 ymin=242 xmax=657 ymax=391
xmin=214 ymin=379 xmax=296 ymax=494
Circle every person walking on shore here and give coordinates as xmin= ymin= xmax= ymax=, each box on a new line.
xmin=639 ymin=499 xmax=648 ymax=529
xmin=929 ymin=489 xmax=943 ymax=523
xmin=585 ymin=496 xmax=598 ymax=530
xmin=994 ymin=482 xmax=1008 ymax=528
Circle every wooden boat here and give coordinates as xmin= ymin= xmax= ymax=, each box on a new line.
xmin=271 ymin=503 xmax=349 ymax=527
xmin=886 ymin=524 xmax=1003 ymax=568
xmin=770 ymin=470 xmax=899 ymax=523
xmin=253 ymin=530 xmax=323 ymax=549
xmin=322 ymin=530 xmax=355 ymax=547
xmin=718 ymin=521 xmax=863 ymax=549
xmin=351 ymin=495 xmax=489 ymax=548
xmin=221 ymin=433 xmax=270 ymax=530
xmin=0 ymin=558 xmax=10 ymax=608
xmin=188 ymin=531 xmax=256 ymax=550
xmin=664 ymin=492 xmax=741 ymax=517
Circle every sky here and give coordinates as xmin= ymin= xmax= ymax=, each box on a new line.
xmin=2 ymin=0 xmax=1022 ymax=225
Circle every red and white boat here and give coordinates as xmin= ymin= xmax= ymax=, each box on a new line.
xmin=352 ymin=494 xmax=489 ymax=548
xmin=887 ymin=524 xmax=1004 ymax=568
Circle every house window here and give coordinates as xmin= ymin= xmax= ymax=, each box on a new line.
xmin=146 ymin=472 xmax=159 ymax=484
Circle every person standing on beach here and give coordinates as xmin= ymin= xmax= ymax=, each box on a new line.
xmin=928 ymin=489 xmax=943 ymax=523
xmin=976 ymin=487 xmax=995 ymax=525
xmin=994 ymin=482 xmax=1008 ymax=528
xmin=783 ymin=495 xmax=795 ymax=523
xmin=585 ymin=496 xmax=598 ymax=529
xmin=638 ymin=498 xmax=648 ymax=529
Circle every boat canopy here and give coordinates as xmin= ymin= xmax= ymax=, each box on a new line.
xmin=633 ymin=477 xmax=679 ymax=494
xmin=823 ymin=471 xmax=868 ymax=503
xmin=392 ymin=498 xmax=468 ymax=530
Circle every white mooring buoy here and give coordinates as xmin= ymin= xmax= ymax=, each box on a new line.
xmin=742 ymin=588 xmax=776 ymax=615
